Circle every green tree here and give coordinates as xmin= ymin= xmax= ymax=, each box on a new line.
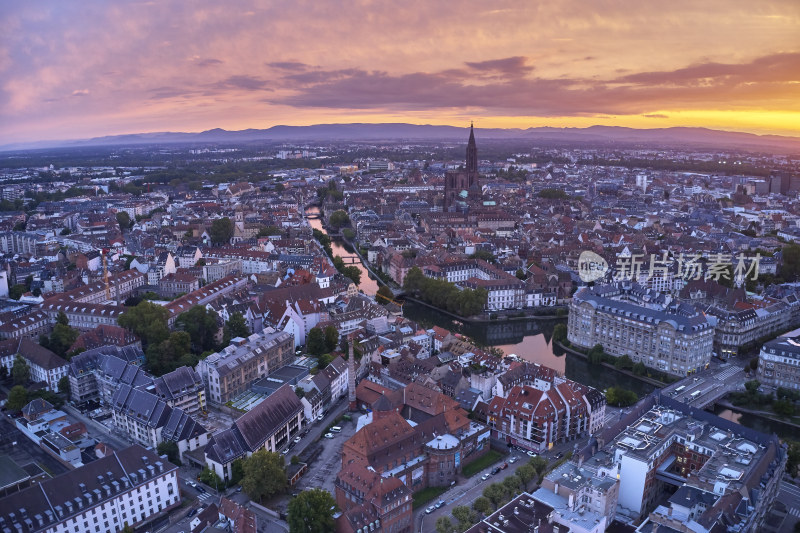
xmin=329 ymin=210 xmax=350 ymax=229
xmin=58 ymin=376 xmax=71 ymax=396
xmin=529 ymin=456 xmax=548 ymax=477
xmin=614 ymin=354 xmax=634 ymax=370
xmin=0 ymin=365 xmax=8 ymax=381
xmin=241 ymin=449 xmax=287 ymax=503
xmin=588 ymin=344 xmax=605 ymax=364
xmin=295 ymin=386 xmax=305 ymax=399
xmin=323 ymin=325 xmax=339 ymax=352
xmin=156 ymin=441 xmax=182 ymax=466
xmin=176 ymin=306 xmax=219 ymax=354
xmin=482 ymin=483 xmax=506 ymax=509
xmin=376 ymin=285 xmax=394 ymax=305
xmin=6 ymin=385 xmax=28 ymax=411
xmin=435 ymin=516 xmax=455 ymax=533
xmin=287 ymin=488 xmax=337 ymax=533
xmin=118 ymin=300 xmax=170 ymax=348
xmin=452 ymin=505 xmax=476 ymax=531
xmin=632 ymin=362 xmax=647 ymax=376
xmin=8 ymin=284 xmax=25 ymax=300
xmin=116 ymin=211 xmax=132 ymax=230
xmin=45 ymin=312 xmax=79 ymax=358
xmin=502 ymin=474 xmax=522 ymax=495
xmin=745 ymin=380 xmax=761 ymax=394
xmin=146 ymin=332 xmax=193 ymax=376
xmin=223 ymin=312 xmax=250 ymax=345
xmin=60 ymin=227 xmax=71 ymax=235
xmin=230 ymin=458 xmax=245 ymax=486
xmin=209 ymin=217 xmax=234 ymax=245
xmin=198 ymin=467 xmax=223 ymax=491
xmin=552 ymin=323 xmax=568 ymax=344
xmin=781 ymin=243 xmax=800 ymax=281
xmin=256 ymin=226 xmax=283 ymax=238
xmin=786 ymin=441 xmax=800 ymax=477
xmin=316 ymin=353 xmax=333 ymax=369
xmin=342 ymin=265 xmax=361 ymax=286
xmin=515 ymin=463 xmax=537 ymax=490
xmin=606 ymin=386 xmax=638 ymax=407
xmin=538 ymin=188 xmax=568 ymax=200
xmin=12 ymin=355 xmax=30 ymax=385
xmin=470 ymin=249 xmax=496 ymax=263
xmin=472 ymin=496 xmax=493 ymax=516
xmin=306 ymin=327 xmax=327 ymax=356
xmin=773 ymin=398 xmax=795 ymax=417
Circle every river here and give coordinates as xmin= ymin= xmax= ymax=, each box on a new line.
xmin=306 ymin=205 xmax=652 ymax=395
xmin=305 ymin=207 xmax=800 ymax=438
xmin=305 ymin=206 xmax=379 ymax=295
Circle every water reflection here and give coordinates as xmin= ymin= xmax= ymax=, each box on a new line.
xmin=305 ymin=206 xmax=378 ymax=295
xmin=712 ymin=406 xmax=797 ymax=441
xmin=402 ymin=300 xmax=654 ymax=396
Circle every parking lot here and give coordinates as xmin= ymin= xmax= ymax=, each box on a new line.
xmin=0 ymin=415 xmax=69 ymax=479
xmin=294 ymin=416 xmax=357 ymax=496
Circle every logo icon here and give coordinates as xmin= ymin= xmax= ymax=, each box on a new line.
xmin=578 ymin=251 xmax=608 ymax=283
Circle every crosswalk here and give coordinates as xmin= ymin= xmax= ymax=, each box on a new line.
xmin=788 ymin=507 xmax=800 ymax=518
xmin=715 ymin=367 xmax=742 ymax=381
xmin=197 ymin=492 xmax=214 ymax=502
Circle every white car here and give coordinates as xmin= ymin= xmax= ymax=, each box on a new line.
xmin=324 ymin=433 xmax=334 ymax=439
xmin=509 ymin=456 xmax=518 ymax=464
xmin=481 ymin=473 xmax=490 ymax=481
xmin=293 ymin=436 xmax=302 ymax=444
xmin=527 ymin=450 xmax=537 ymax=457
xmin=425 ymin=506 xmax=435 ymax=514
xmin=317 ymin=414 xmax=325 ymax=422
xmin=187 ymin=481 xmax=197 ymax=488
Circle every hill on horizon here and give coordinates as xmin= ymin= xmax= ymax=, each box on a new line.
xmin=2 ymin=123 xmax=799 ymax=153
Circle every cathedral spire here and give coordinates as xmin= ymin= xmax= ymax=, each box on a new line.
xmin=466 ymin=121 xmax=477 ymax=175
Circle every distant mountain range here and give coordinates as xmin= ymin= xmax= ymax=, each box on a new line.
xmin=3 ymin=123 xmax=799 ymax=153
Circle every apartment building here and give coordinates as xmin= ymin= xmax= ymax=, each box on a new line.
xmin=423 ymin=259 xmax=525 ymax=311
xmin=0 ymin=338 xmax=68 ymax=392
xmin=569 ymin=282 xmax=714 ymax=376
xmin=150 ymin=366 xmax=206 ymax=416
xmin=68 ymin=345 xmax=149 ymax=407
xmin=0 ymin=445 xmax=179 ymax=533
xmin=195 ymin=329 xmax=294 ymax=406
xmin=756 ymin=335 xmax=800 ymax=390
xmin=335 ymin=463 xmax=413 ymax=533
xmin=597 ymin=394 xmax=784 ymax=529
xmin=110 ymin=384 xmax=208 ymax=458
xmin=204 ymin=384 xmax=303 ymax=480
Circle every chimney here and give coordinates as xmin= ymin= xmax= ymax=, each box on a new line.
xmin=348 ymin=334 xmax=357 ymax=411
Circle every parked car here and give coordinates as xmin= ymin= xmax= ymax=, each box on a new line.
xmin=491 ymin=466 xmax=501 ymax=475
xmin=481 ymin=473 xmax=490 ymax=481
xmin=527 ymin=450 xmax=537 ymax=457
xmin=235 ymin=486 xmax=242 ymax=493
xmin=317 ymin=414 xmax=325 ymax=422
xmin=187 ymin=481 xmax=197 ymax=488
xmin=324 ymin=433 xmax=334 ymax=439
xmin=196 ymin=486 xmax=206 ymax=494
xmin=500 ymin=462 xmax=508 ymax=470
xmin=509 ymin=456 xmax=518 ymax=464
xmin=293 ymin=436 xmax=302 ymax=444
xmin=435 ymin=500 xmax=445 ymax=509
xmin=330 ymin=426 xmax=342 ymax=433
xmin=425 ymin=506 xmax=435 ymax=514
xmin=555 ymin=452 xmax=563 ymax=459
xmin=281 ymin=448 xmax=290 ymax=455
xmin=187 ymin=508 xmax=199 ymax=518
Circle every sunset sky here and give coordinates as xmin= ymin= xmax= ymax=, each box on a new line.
xmin=2 ymin=0 xmax=799 ymax=144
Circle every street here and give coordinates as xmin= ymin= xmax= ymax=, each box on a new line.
xmin=415 ymin=438 xmax=581 ymax=533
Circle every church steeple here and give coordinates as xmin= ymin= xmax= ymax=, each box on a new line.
xmin=466 ymin=121 xmax=478 ymax=175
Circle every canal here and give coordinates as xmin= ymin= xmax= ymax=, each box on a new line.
xmin=402 ymin=300 xmax=656 ymax=397
xmin=306 ymin=207 xmax=800 ymax=438
xmin=305 ymin=206 xmax=379 ymax=295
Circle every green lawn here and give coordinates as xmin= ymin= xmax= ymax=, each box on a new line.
xmin=412 ymin=486 xmax=449 ymax=509
xmin=461 ymin=449 xmax=503 ymax=478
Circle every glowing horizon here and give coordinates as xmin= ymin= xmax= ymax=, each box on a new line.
xmin=2 ymin=0 xmax=799 ymax=144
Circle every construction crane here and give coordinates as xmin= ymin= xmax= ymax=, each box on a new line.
xmin=102 ymin=248 xmax=111 ymax=301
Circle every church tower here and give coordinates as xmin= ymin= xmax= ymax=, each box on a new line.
xmin=444 ymin=122 xmax=481 ymax=210
xmin=466 ymin=121 xmax=478 ymax=177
